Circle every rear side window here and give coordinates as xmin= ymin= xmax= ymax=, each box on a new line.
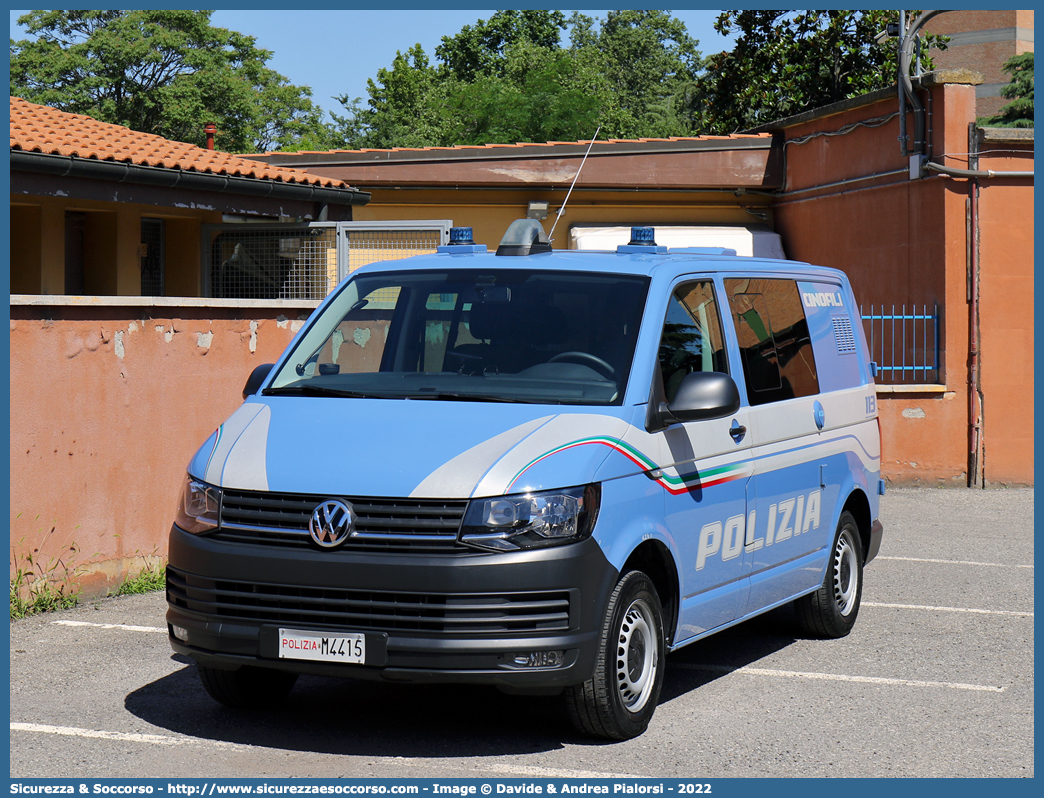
xmin=724 ymin=278 xmax=819 ymax=405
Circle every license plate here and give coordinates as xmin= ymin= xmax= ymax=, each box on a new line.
xmin=278 ymin=628 xmax=365 ymax=664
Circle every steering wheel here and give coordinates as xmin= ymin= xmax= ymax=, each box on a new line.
xmin=548 ymin=351 xmax=616 ymax=380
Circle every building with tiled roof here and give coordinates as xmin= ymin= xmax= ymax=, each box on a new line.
xmin=10 ymin=97 xmax=369 ymax=296
xmin=252 ymin=132 xmax=784 ymax=254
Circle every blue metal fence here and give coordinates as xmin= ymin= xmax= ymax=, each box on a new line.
xmin=860 ymin=304 xmax=940 ymax=383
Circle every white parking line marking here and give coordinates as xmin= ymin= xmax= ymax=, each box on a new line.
xmin=487 ymin=763 xmax=644 ymax=779
xmin=51 ymin=620 xmax=166 ymax=633
xmin=10 ymin=723 xmax=645 ymax=778
xmin=877 ymin=555 xmax=1033 ymax=569
xmin=673 ymin=664 xmax=1005 ymax=692
xmin=864 ymin=601 xmax=1033 ymax=617
xmin=10 ymin=723 xmax=235 ymax=747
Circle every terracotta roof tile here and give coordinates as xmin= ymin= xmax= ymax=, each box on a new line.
xmin=10 ymin=97 xmax=350 ymax=189
xmin=263 ymin=132 xmax=771 ymax=158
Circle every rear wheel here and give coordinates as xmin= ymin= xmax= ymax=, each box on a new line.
xmin=566 ymin=570 xmax=665 ymax=740
xmin=197 ymin=664 xmax=298 ymax=709
xmin=795 ymin=511 xmax=863 ymax=638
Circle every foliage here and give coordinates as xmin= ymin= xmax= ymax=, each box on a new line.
xmin=435 ymin=9 xmax=567 ymax=82
xmin=9 ymin=10 xmax=332 ymax=153
xmin=698 ymin=10 xmax=944 ymax=133
xmin=108 ymin=558 xmax=167 ymax=596
xmin=10 ymin=536 xmax=82 ymax=619
xmin=981 ymin=52 xmax=1033 ymax=128
xmin=331 ymin=10 xmax=705 ymax=149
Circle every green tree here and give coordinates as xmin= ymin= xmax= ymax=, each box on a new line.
xmin=699 ymin=10 xmax=943 ymax=133
xmin=435 ymin=10 xmax=567 ymax=81
xmin=10 ymin=10 xmax=332 ymax=153
xmin=354 ymin=44 xmax=451 ymax=148
xmin=443 ymin=41 xmax=605 ymax=146
xmin=982 ymin=52 xmax=1033 ymax=128
xmin=338 ymin=10 xmax=705 ymax=149
xmin=579 ymin=10 xmax=704 ymax=138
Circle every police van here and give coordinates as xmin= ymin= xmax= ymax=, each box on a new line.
xmin=167 ymin=221 xmax=884 ymax=740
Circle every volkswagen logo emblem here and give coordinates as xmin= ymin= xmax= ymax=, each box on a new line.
xmin=308 ymin=500 xmax=355 ymax=548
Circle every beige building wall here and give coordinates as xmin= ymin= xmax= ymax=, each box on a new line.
xmin=9 ymin=195 xmax=222 ymax=297
xmin=352 ymin=189 xmax=774 ymax=250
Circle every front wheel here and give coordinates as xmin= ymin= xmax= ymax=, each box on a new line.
xmin=795 ymin=511 xmax=864 ymax=638
xmin=197 ymin=664 xmax=298 ymax=709
xmin=565 ymin=570 xmax=665 ymax=740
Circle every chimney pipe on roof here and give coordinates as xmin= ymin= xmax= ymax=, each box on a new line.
xmin=204 ymin=124 xmax=216 ymax=150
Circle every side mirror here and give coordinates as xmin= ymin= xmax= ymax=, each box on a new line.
xmin=243 ymin=364 xmax=275 ymax=400
xmin=646 ymin=371 xmax=740 ymax=431
xmin=668 ymin=371 xmax=741 ymax=422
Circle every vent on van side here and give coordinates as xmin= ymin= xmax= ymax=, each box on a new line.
xmin=832 ymin=316 xmax=857 ymax=354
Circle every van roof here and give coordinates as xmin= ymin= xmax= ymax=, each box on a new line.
xmin=351 ymin=248 xmax=847 ymax=282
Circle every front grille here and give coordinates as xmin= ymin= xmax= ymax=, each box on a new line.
xmin=166 ymin=568 xmax=571 ymax=634
xmin=213 ymin=489 xmax=468 ymax=551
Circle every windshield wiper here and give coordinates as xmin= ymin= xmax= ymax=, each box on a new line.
xmin=262 ymin=385 xmax=401 ymax=399
xmin=406 ymin=392 xmax=541 ymax=404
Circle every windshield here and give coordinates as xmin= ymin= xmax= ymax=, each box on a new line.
xmin=267 ymin=268 xmax=650 ymax=405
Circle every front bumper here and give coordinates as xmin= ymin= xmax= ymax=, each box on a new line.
xmin=166 ymin=523 xmax=618 ymax=687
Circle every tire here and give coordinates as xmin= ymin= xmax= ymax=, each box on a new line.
xmin=197 ymin=664 xmax=298 ymax=709
xmin=795 ymin=511 xmax=864 ymax=638
xmin=566 ymin=570 xmax=666 ymax=740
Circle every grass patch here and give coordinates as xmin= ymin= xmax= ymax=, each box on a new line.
xmin=108 ymin=559 xmax=166 ymax=597
xmin=10 ymin=541 xmax=82 ymax=620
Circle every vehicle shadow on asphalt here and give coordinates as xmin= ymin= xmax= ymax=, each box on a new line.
xmin=124 ymin=606 xmax=803 ymax=755
xmin=659 ymin=604 xmax=801 ymax=704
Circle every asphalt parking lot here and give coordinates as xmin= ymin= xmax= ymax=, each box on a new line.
xmin=9 ymin=487 xmax=1034 ymax=779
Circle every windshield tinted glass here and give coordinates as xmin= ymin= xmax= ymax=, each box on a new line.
xmin=267 ymin=269 xmax=650 ymax=405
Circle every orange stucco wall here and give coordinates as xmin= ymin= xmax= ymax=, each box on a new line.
xmin=773 ymin=82 xmax=1032 ymax=486
xmin=976 ymin=172 xmax=1035 ymax=484
xmin=9 ymin=298 xmax=317 ymax=596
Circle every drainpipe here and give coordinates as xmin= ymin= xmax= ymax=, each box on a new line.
xmin=898 ymin=10 xmax=909 ymax=156
xmin=899 ymin=10 xmax=942 ymax=160
xmin=205 ymin=124 xmax=217 ymax=150
xmin=924 ymin=162 xmax=1034 ymax=179
xmin=967 ymin=123 xmax=983 ymax=487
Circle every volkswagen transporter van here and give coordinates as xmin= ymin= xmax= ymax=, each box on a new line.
xmin=167 ymin=221 xmax=884 ymax=740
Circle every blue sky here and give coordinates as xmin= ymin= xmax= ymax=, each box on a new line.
xmin=9 ymin=9 xmax=735 ymax=120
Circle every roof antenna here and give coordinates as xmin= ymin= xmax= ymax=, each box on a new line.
xmin=548 ymin=124 xmax=601 ymax=245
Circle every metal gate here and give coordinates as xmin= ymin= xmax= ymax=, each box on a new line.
xmin=202 ymin=221 xmax=451 ymax=300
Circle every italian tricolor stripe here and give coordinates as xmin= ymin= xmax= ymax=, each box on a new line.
xmin=507 ymin=437 xmax=751 ymax=494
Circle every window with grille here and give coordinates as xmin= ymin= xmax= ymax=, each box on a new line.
xmin=203 ymin=222 xmax=450 ymax=300
xmin=140 ymin=217 xmax=164 ymax=296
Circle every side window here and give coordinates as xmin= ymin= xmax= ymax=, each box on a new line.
xmin=657 ymin=281 xmax=728 ymax=403
xmin=724 ymin=278 xmax=820 ymax=406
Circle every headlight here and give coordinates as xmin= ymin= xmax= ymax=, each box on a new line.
xmin=460 ymin=484 xmax=600 ymax=551
xmin=174 ymin=475 xmax=221 ymax=534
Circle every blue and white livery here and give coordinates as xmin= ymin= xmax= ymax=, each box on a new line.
xmin=167 ymin=221 xmax=884 ymax=741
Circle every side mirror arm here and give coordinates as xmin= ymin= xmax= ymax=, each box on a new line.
xmin=645 ymin=361 xmax=677 ymax=433
xmin=243 ymin=364 xmax=275 ymax=400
